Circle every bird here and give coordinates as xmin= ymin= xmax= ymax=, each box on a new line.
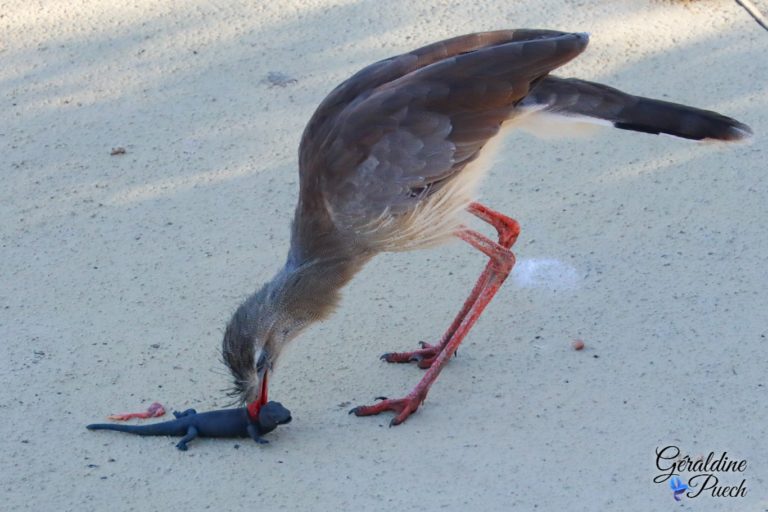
xmin=221 ymin=29 xmax=752 ymax=426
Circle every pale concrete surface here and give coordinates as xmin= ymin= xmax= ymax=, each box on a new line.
xmin=1 ymin=1 xmax=766 ymax=511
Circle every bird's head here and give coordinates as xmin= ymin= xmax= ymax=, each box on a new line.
xmin=221 ymin=259 xmax=354 ymax=419
xmin=221 ymin=279 xmax=301 ymax=420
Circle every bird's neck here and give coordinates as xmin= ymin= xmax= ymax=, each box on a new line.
xmin=265 ymin=254 xmax=369 ymax=337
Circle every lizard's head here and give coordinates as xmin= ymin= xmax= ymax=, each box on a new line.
xmin=257 ymin=401 xmax=292 ymax=432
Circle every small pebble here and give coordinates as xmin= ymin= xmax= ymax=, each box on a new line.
xmin=572 ymin=339 xmax=585 ymax=351
xmin=265 ymin=71 xmax=297 ymax=87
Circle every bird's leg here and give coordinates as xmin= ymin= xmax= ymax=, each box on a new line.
xmin=466 ymin=202 xmax=520 ymax=248
xmin=381 ymin=202 xmax=519 ymax=368
xmin=352 ymin=217 xmax=517 ymax=425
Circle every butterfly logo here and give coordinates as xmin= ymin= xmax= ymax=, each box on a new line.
xmin=669 ymin=476 xmax=688 ymax=501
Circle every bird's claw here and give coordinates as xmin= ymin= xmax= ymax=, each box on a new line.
xmin=380 ymin=342 xmax=443 ymax=369
xmin=349 ymin=395 xmax=424 ymax=425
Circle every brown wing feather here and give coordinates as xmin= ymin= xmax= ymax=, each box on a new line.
xmin=305 ymin=31 xmax=588 ymax=220
xmin=299 ymin=29 xmax=570 ymax=165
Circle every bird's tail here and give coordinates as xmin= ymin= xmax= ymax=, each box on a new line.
xmin=517 ymin=76 xmax=752 ymax=141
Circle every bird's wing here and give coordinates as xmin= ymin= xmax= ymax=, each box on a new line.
xmin=303 ymin=31 xmax=589 ymax=218
xmin=300 ymin=29 xmax=568 ymax=158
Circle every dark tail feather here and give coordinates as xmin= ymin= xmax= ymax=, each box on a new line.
xmin=523 ymin=76 xmax=752 ymax=141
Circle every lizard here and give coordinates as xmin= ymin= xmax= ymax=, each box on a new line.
xmin=87 ymin=400 xmax=291 ymax=450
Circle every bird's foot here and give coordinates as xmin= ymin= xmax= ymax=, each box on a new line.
xmin=380 ymin=341 xmax=453 ymax=369
xmin=349 ymin=393 xmax=425 ymax=426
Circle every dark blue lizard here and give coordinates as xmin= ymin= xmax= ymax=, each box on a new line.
xmin=87 ymin=401 xmax=291 ymax=450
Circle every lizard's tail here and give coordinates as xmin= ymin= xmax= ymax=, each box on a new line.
xmin=86 ymin=422 xmax=177 ymax=436
xmin=87 ymin=423 xmax=149 ymax=434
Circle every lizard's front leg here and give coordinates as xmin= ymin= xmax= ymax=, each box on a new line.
xmin=247 ymin=423 xmax=269 ymax=445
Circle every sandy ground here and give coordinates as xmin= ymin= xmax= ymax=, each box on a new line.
xmin=2 ymin=1 xmax=767 ymax=510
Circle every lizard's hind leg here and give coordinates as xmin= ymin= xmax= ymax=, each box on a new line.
xmin=175 ymin=426 xmax=199 ymax=451
xmin=173 ymin=409 xmax=197 ymax=418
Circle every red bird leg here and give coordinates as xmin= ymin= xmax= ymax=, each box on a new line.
xmin=107 ymin=402 xmax=166 ymax=421
xmin=352 ymin=225 xmax=517 ymax=425
xmin=467 ymin=202 xmax=520 ymax=248
xmin=381 ymin=202 xmax=519 ymax=368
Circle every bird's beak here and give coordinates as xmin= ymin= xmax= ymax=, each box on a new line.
xmin=246 ymin=366 xmax=269 ymax=421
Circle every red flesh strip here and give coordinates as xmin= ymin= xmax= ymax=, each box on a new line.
xmin=107 ymin=402 xmax=166 ymax=421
